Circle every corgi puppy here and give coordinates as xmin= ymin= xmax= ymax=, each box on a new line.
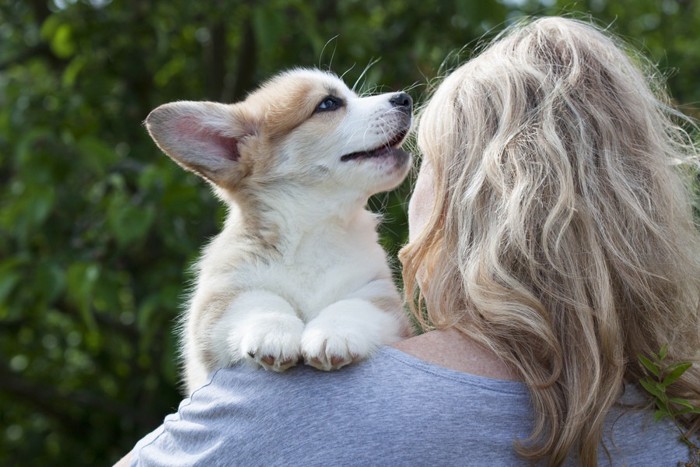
xmin=146 ymin=68 xmax=413 ymax=394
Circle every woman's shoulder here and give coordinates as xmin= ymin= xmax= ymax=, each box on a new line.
xmin=196 ymin=328 xmax=529 ymax=402
xmin=201 ymin=343 xmax=529 ymax=402
xmin=132 ymin=347 xmax=691 ymax=466
xmin=131 ymin=348 xmax=534 ymax=466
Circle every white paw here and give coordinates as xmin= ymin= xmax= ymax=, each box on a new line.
xmin=301 ymin=325 xmax=362 ymax=371
xmin=301 ymin=299 xmax=398 ymax=371
xmin=231 ymin=313 xmax=305 ymax=372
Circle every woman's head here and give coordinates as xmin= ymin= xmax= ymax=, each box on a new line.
xmin=401 ymin=16 xmax=700 ymax=464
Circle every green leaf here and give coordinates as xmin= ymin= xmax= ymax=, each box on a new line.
xmin=639 ymin=377 xmax=665 ymax=400
xmin=0 ymin=272 xmax=21 ymax=306
xmin=639 ymin=354 xmax=660 ymax=377
xmin=33 ymin=262 xmax=66 ymax=305
xmin=662 ymin=362 xmax=692 ymax=387
xmin=654 ymin=410 xmax=669 ymax=422
xmin=26 ymin=186 xmax=55 ymax=227
xmin=136 ymin=295 xmax=159 ymax=333
xmin=107 ymin=195 xmax=155 ymax=247
xmin=76 ymin=136 xmax=119 ymax=175
xmin=0 ymin=258 xmax=27 ymax=307
xmin=49 ymin=24 xmax=76 ymax=59
xmin=669 ymin=397 xmax=697 ymax=411
xmin=154 ymin=56 xmax=187 ymax=88
xmin=62 ymin=56 xmax=86 ymax=87
xmin=15 ymin=128 xmax=53 ymax=168
xmin=66 ymin=262 xmax=100 ymax=331
xmin=658 ymin=344 xmax=668 ymax=360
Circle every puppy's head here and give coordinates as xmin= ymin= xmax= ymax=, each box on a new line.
xmin=145 ymin=69 xmax=412 ymax=206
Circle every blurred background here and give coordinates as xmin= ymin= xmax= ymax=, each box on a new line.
xmin=1 ymin=0 xmax=699 ymax=465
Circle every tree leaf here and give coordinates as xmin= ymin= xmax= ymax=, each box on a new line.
xmin=66 ymin=262 xmax=100 ymax=332
xmin=0 ymin=272 xmax=21 ymax=307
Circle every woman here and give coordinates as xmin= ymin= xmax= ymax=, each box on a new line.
xmin=122 ymin=17 xmax=700 ymax=466
xmin=400 ymin=16 xmax=700 ymax=464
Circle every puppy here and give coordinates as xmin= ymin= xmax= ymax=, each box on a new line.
xmin=146 ymin=68 xmax=413 ymax=394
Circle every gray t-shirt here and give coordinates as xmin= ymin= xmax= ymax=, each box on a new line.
xmin=131 ymin=346 xmax=690 ymax=466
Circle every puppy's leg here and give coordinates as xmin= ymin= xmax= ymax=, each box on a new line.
xmin=213 ymin=290 xmax=304 ymax=372
xmin=301 ymin=279 xmax=408 ymax=371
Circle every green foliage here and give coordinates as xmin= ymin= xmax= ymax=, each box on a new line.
xmin=1 ymin=0 xmax=699 ymax=465
xmin=638 ymin=347 xmax=700 ymax=465
xmin=639 ymin=346 xmax=700 ymax=422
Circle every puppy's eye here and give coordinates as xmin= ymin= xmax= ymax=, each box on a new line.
xmin=316 ymin=96 xmax=343 ymax=112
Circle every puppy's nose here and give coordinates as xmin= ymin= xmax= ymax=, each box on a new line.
xmin=390 ymin=92 xmax=412 ymax=112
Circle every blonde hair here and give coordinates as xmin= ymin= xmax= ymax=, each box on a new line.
xmin=400 ymin=16 xmax=700 ymax=465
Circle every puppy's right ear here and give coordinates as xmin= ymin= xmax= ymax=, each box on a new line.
xmin=145 ymin=101 xmax=255 ymax=187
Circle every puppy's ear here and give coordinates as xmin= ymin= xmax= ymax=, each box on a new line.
xmin=145 ymin=101 xmax=256 ymax=187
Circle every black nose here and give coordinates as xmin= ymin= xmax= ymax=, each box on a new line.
xmin=390 ymin=92 xmax=412 ymax=111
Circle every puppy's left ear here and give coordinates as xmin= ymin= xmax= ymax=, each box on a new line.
xmin=145 ymin=101 xmax=256 ymax=188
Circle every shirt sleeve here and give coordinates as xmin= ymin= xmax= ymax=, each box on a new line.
xmin=130 ymin=370 xmax=242 ymax=467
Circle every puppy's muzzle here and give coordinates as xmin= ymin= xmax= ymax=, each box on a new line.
xmin=390 ymin=92 xmax=413 ymax=114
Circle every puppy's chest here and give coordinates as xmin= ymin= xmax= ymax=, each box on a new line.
xmin=250 ymin=240 xmax=383 ymax=317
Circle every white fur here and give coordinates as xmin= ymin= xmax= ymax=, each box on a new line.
xmin=146 ymin=69 xmax=413 ymax=393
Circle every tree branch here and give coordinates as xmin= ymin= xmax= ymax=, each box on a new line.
xmin=228 ymin=19 xmax=257 ymax=102
xmin=28 ymin=0 xmax=51 ymax=24
xmin=207 ymin=22 xmax=228 ymax=101
xmin=0 ymin=361 xmax=82 ymax=431
xmin=0 ymin=358 xmax=157 ymax=427
xmin=0 ymin=44 xmax=56 ymax=72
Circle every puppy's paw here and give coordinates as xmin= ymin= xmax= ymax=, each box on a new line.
xmin=301 ymin=326 xmax=364 ymax=371
xmin=300 ymin=321 xmax=370 ymax=372
xmin=301 ymin=299 xmax=404 ymax=371
xmin=301 ymin=331 xmax=360 ymax=371
xmin=232 ymin=313 xmax=305 ymax=372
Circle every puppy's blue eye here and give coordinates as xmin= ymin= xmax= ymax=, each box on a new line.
xmin=316 ymin=96 xmax=342 ymax=112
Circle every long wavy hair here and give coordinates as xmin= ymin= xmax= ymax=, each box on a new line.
xmin=400 ymin=16 xmax=700 ymax=465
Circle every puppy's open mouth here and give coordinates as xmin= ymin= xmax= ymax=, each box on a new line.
xmin=340 ymin=130 xmax=409 ymax=162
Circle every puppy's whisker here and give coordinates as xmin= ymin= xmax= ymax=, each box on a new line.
xmin=318 ymin=35 xmax=339 ymax=70
xmin=340 ymin=64 xmax=357 ymax=82
xmin=353 ymin=57 xmax=381 ymax=93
